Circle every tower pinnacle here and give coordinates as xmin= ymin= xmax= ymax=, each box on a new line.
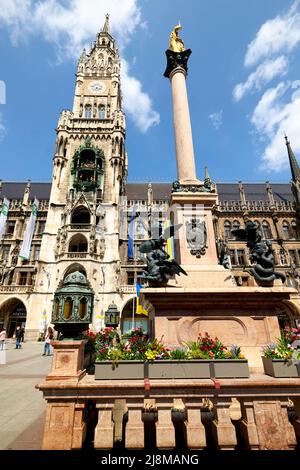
xmin=285 ymin=135 xmax=300 ymax=182
xmin=102 ymin=13 xmax=110 ymax=33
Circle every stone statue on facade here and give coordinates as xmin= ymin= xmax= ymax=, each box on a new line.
xmin=232 ymin=220 xmax=286 ymax=285
xmin=217 ymin=238 xmax=231 ymax=269
xmin=138 ymin=224 xmax=187 ymax=286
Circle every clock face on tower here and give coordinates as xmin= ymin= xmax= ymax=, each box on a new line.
xmin=89 ymin=81 xmax=106 ymax=93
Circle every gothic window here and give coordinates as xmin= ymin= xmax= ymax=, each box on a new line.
xmin=282 ymin=221 xmax=291 ymax=240
xmin=262 ymin=220 xmax=272 ymax=239
xmin=37 ymin=221 xmax=45 ymax=234
xmin=237 ymin=249 xmax=245 ymax=266
xmin=6 ymin=221 xmax=15 ymax=234
xmin=232 ymin=220 xmax=240 ymax=239
xmin=1 ymin=245 xmax=10 ymax=262
xmin=229 ymin=249 xmax=236 ymax=266
xmin=34 ymin=245 xmax=40 ymax=261
xmin=71 ymin=206 xmax=91 ymax=224
xmin=19 ymin=272 xmax=28 ymax=285
xmin=224 ymin=221 xmax=231 ymax=239
xmin=127 ymin=271 xmax=135 ymax=285
xmin=68 ymin=234 xmax=88 ymax=253
xmin=84 ymin=105 xmax=92 ymax=119
xmin=291 ymin=221 xmax=298 ymax=239
xmin=99 ymin=105 xmax=105 ymax=119
xmin=54 ymin=299 xmax=60 ymax=321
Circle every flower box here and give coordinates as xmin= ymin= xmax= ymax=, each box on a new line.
xmin=211 ymin=359 xmax=249 ymax=378
xmin=95 ymin=360 xmax=144 ymax=380
xmin=148 ymin=359 xmax=249 ymax=379
xmin=262 ymin=357 xmax=300 ymax=378
xmin=148 ymin=360 xmax=211 ymax=379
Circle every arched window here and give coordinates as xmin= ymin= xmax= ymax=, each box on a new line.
xmin=68 ymin=234 xmax=88 ymax=253
xmin=291 ymin=221 xmax=298 ymax=239
xmin=224 ymin=221 xmax=231 ymax=239
xmin=232 ymin=220 xmax=240 ymax=240
xmin=99 ymin=105 xmax=105 ymax=119
xmin=63 ymin=263 xmax=87 ymax=279
xmin=54 ymin=299 xmax=60 ymax=321
xmin=84 ymin=105 xmax=92 ymax=118
xmin=262 ymin=220 xmax=272 ymax=239
xmin=121 ymin=297 xmax=149 ymax=335
xmin=71 ymin=206 xmax=91 ymax=224
xmin=282 ymin=221 xmax=291 ymax=240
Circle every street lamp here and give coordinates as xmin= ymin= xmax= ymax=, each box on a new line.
xmin=104 ymin=302 xmax=120 ymax=328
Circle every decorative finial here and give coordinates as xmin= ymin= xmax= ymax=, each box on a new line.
xmin=169 ymin=23 xmax=185 ymax=52
xmin=102 ymin=13 xmax=110 ymax=33
xmin=284 ymin=134 xmax=289 ymax=145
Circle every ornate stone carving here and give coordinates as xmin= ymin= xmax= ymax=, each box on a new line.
xmin=186 ymin=219 xmax=207 ymax=258
xmin=172 ymin=178 xmax=215 ymax=193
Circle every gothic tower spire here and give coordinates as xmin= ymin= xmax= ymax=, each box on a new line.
xmin=285 ymin=135 xmax=300 ymax=183
xmin=102 ymin=13 xmax=110 ymax=33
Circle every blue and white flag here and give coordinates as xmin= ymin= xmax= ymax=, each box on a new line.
xmin=128 ymin=206 xmax=137 ymax=260
xmin=20 ymin=198 xmax=39 ymax=260
xmin=0 ymin=197 xmax=9 ymax=240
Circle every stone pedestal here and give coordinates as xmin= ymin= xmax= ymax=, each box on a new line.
xmin=46 ymin=340 xmax=86 ymax=381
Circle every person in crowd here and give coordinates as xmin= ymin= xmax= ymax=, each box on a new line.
xmin=42 ymin=326 xmax=54 ymax=356
xmin=15 ymin=326 xmax=23 ymax=349
xmin=0 ymin=327 xmax=6 ymax=350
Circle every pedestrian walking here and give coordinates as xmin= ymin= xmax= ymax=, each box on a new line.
xmin=15 ymin=326 xmax=23 ymax=349
xmin=42 ymin=327 xmax=54 ymax=356
xmin=0 ymin=327 xmax=6 ymax=350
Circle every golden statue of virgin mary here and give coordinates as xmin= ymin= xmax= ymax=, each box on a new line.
xmin=169 ymin=23 xmax=185 ymax=52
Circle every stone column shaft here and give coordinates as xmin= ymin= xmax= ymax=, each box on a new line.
xmin=170 ymin=67 xmax=197 ymax=183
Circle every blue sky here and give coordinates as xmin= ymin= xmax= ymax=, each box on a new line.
xmin=0 ymin=0 xmax=300 ymax=183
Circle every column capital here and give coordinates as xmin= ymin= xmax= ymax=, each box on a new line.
xmin=164 ymin=49 xmax=192 ymax=78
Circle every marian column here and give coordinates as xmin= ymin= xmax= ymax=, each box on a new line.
xmin=164 ymin=24 xmax=199 ymax=185
xmin=164 ymin=25 xmax=229 ymax=285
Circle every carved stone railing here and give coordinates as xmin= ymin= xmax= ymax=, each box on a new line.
xmin=218 ymin=200 xmax=296 ymax=213
xmin=66 ymin=252 xmax=88 ymax=259
xmin=38 ymin=373 xmax=300 ymax=451
xmin=0 ymin=285 xmax=34 ymax=293
xmin=120 ymin=285 xmax=136 ymax=293
xmin=69 ymin=224 xmax=91 ymax=231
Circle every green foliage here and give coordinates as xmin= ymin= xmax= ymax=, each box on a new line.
xmin=169 ymin=348 xmax=188 ymax=360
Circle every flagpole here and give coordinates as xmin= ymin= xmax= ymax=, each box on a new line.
xmin=132 ymin=296 xmax=135 ymax=331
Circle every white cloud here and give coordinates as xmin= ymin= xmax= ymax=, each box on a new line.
xmin=233 ymin=56 xmax=288 ymax=102
xmin=0 ymin=113 xmax=6 ymax=142
xmin=209 ymin=110 xmax=223 ymax=130
xmin=245 ymin=1 xmax=300 ymax=67
xmin=232 ymin=1 xmax=300 ymax=173
xmin=0 ymin=0 xmax=160 ymax=133
xmin=251 ymin=81 xmax=300 ymax=171
xmin=121 ymin=60 xmax=160 ymax=133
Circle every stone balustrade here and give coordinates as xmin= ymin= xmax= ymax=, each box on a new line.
xmin=0 ymin=285 xmax=33 ymax=293
xmin=38 ymin=372 xmax=300 ymax=451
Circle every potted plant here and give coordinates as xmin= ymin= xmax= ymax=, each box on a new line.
xmin=95 ymin=327 xmax=146 ymax=380
xmin=148 ymin=333 xmax=249 ymax=379
xmin=262 ymin=325 xmax=300 ymax=378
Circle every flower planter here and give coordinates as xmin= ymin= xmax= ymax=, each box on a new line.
xmin=95 ymin=360 xmax=144 ymax=380
xmin=148 ymin=360 xmax=211 ymax=379
xmin=262 ymin=356 xmax=300 ymax=378
xmin=211 ymin=359 xmax=249 ymax=378
xmin=148 ymin=359 xmax=249 ymax=379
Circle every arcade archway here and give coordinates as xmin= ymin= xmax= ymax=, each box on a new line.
xmin=0 ymin=298 xmax=27 ymax=337
xmin=120 ymin=297 xmax=149 ymax=335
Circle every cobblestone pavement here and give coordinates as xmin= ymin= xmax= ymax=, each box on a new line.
xmin=0 ymin=340 xmax=51 ymax=450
